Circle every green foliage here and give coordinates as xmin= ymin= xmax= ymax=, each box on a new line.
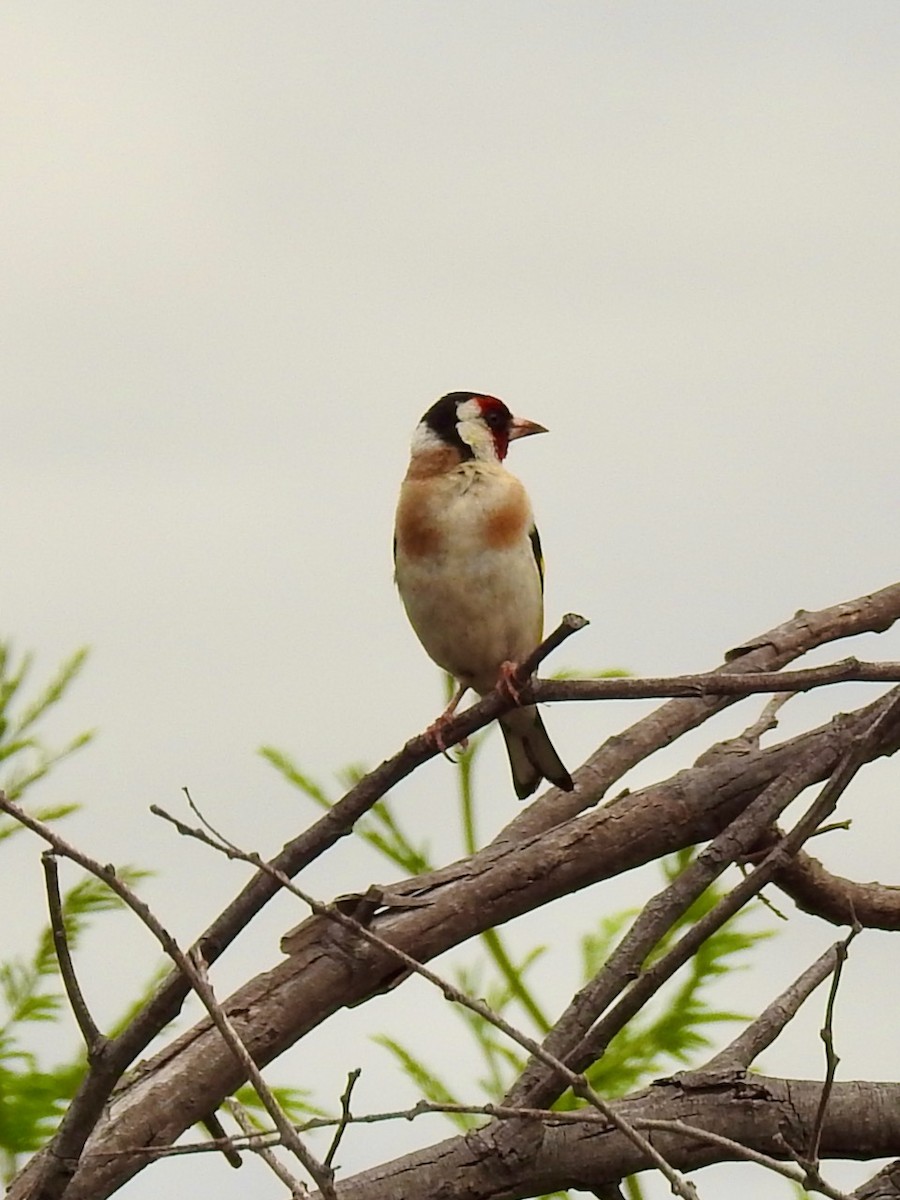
xmin=267 ymin=670 xmax=776 ymax=1200
xmin=0 ymin=644 xmax=95 ymax=811
xmin=232 ymin=1083 xmax=326 ymax=1125
xmin=260 ymin=745 xmax=436 ymax=876
xmin=0 ymin=641 xmax=154 ymax=1183
xmin=0 ymin=866 xmax=150 ymax=1181
xmin=558 ymin=847 xmax=770 ymax=1106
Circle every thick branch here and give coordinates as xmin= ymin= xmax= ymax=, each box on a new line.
xmin=503 ymin=727 xmax=838 ymax=1111
xmin=754 ymin=834 xmax=900 ymax=929
xmin=5 ymin=615 xmax=587 ymax=1200
xmin=309 ymin=1075 xmax=900 ymax=1200
xmin=9 ymin=583 xmax=900 ymax=1199
xmin=504 ymin=579 xmax=900 ymax=842
xmin=854 ymin=1161 xmax=900 ymax=1199
xmin=36 ymin=691 xmax=900 ymax=1200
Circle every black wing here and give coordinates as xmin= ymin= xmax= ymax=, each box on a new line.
xmin=529 ymin=525 xmax=544 ymax=594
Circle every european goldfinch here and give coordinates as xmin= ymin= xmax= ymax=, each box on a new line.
xmin=394 ymin=392 xmax=573 ymax=799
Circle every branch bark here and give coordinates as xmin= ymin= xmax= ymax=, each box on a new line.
xmin=307 ymin=1076 xmax=900 ymax=1200
xmin=7 ymin=582 xmax=900 ymax=1200
xmin=20 ymin=687 xmax=900 ymax=1200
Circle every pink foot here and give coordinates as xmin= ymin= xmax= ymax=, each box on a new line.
xmin=424 ymin=681 xmax=471 ymax=757
xmin=497 ymin=660 xmax=526 ymax=705
xmin=424 ymin=714 xmax=468 ymax=754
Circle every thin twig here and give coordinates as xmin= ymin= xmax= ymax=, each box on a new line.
xmin=76 ymin=1098 xmax=642 ymax=1162
xmin=225 ymin=1098 xmax=310 ymax=1198
xmin=0 ymin=795 xmax=335 ymax=1200
xmin=324 ymin=1069 xmax=361 ymax=1169
xmin=40 ymin=852 xmax=107 ymax=1058
xmin=693 ymin=691 xmax=795 ymax=768
xmin=805 ymin=924 xmax=861 ymax=1164
xmin=634 ymin=1119 xmax=853 ymax=1200
xmin=188 ymin=948 xmax=335 ymax=1197
xmin=199 ymin=1110 xmax=243 ymax=1169
xmin=154 ymin=800 xmax=700 ymax=1200
xmin=532 ymin=658 xmax=900 ymax=704
xmin=704 ymin=942 xmax=844 ymax=1071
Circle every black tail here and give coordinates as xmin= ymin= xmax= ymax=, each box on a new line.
xmin=499 ymin=705 xmax=573 ymax=800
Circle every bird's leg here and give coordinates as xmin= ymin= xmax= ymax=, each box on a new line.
xmin=497 ymin=660 xmax=529 ymax=706
xmin=425 ymin=682 xmax=470 ymax=755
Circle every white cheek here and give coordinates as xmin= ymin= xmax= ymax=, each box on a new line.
xmin=455 ymin=398 xmax=482 ymax=422
xmin=457 ymin=418 xmax=498 ymax=460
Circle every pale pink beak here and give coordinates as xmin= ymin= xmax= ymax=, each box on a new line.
xmin=508 ymin=416 xmax=548 ymax=441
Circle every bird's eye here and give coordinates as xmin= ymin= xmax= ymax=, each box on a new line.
xmin=484 ymin=408 xmax=505 ymax=430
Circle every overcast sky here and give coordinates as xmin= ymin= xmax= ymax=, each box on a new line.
xmin=4 ymin=4 xmax=900 ymax=1197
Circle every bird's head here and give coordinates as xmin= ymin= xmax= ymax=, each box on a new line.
xmin=413 ymin=392 xmax=548 ymax=464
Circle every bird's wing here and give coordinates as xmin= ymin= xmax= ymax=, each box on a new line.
xmin=529 ymin=525 xmax=544 ymax=593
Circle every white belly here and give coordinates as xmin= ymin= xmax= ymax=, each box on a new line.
xmin=395 ymin=465 xmax=543 ymax=694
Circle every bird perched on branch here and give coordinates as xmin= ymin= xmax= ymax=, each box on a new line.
xmin=394 ymin=391 xmax=573 ymax=799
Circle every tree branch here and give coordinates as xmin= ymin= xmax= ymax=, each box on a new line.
xmin=504 ymin=578 xmax=900 ymax=842
xmin=308 ymin=1076 xmax=900 ymax=1200
xmin=41 ymin=852 xmax=107 ymax=1059
xmin=533 ymin=658 xmax=900 ymax=703
xmin=19 ymin=684 xmax=900 ymax=1200
xmin=0 ymin=795 xmax=333 ymax=1200
xmin=503 ymin=729 xmax=834 ymax=1111
xmin=224 ymin=1099 xmax=309 ymax=1198
xmin=8 ymin=582 xmax=900 ymax=1200
xmin=705 ymin=941 xmax=843 ymax=1071
xmin=752 ymin=834 xmax=900 ymax=929
xmin=805 ymin=926 xmax=860 ymax=1165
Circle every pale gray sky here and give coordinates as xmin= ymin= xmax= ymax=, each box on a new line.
xmin=3 ymin=4 xmax=900 ymax=1197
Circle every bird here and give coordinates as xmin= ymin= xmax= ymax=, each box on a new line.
xmin=393 ymin=391 xmax=573 ymax=799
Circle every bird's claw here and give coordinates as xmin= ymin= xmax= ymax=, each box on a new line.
xmin=425 ymin=715 xmax=469 ymax=758
xmin=497 ymin=660 xmax=527 ymax=706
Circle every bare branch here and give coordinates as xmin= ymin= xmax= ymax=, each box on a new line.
xmin=805 ymin=925 xmax=861 ymax=1165
xmin=324 ymin=1070 xmax=362 ymax=1170
xmin=534 ymin=658 xmax=900 ymax=703
xmin=853 ymin=1160 xmax=900 ymax=1199
xmin=224 ymin=1099 xmax=310 ymax=1198
xmin=505 ymin=579 xmax=900 ymax=842
xmin=506 ymin=695 xmax=900 ymax=1112
xmin=9 ymin=583 xmax=900 ymax=1200
xmin=41 ymin=851 xmax=107 ymax=1058
xmin=0 ymin=794 xmax=333 ymax=1200
xmin=0 ymin=615 xmax=587 ymax=1200
xmin=504 ymin=734 xmax=824 ymax=1111
xmin=308 ymin=1075 xmax=900 ymax=1200
xmin=187 ymin=947 xmax=335 ymax=1198
xmin=705 ymin=942 xmax=843 ymax=1071
xmin=155 ymin=810 xmax=701 ymax=1200
xmin=20 ymin=678 xmax=900 ymax=1200
xmin=753 ymin=834 xmax=900 ymax=929
xmin=565 ymin=692 xmax=900 ymax=1082
xmin=633 ymin=1119 xmax=853 ymax=1200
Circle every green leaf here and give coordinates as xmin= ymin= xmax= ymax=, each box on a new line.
xmin=262 ymin=744 xmax=436 ymax=875
xmin=258 ymin=745 xmax=333 ymax=808
xmin=9 ymin=649 xmax=90 ymax=740
xmin=232 ymin=1083 xmax=327 ymax=1125
xmin=373 ymin=1036 xmax=476 ymax=1131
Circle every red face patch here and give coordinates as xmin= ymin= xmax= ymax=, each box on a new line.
xmin=474 ymin=395 xmax=513 ymax=461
